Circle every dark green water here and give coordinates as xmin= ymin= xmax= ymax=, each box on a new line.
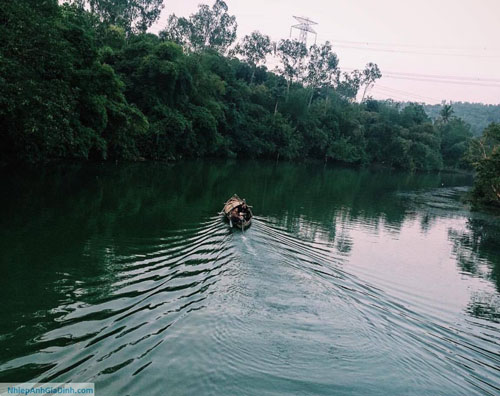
xmin=0 ymin=161 xmax=499 ymax=395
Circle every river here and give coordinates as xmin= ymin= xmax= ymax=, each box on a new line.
xmin=0 ymin=160 xmax=499 ymax=395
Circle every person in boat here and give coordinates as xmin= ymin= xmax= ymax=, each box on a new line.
xmin=240 ymin=202 xmax=250 ymax=220
xmin=230 ymin=207 xmax=243 ymax=224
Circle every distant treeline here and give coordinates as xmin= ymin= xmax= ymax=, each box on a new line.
xmin=0 ymin=0 xmax=498 ymax=207
xmin=423 ymin=102 xmax=500 ymax=136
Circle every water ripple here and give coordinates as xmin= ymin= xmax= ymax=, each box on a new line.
xmin=0 ymin=211 xmax=499 ymax=395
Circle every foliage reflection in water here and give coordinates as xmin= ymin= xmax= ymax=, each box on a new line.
xmin=0 ymin=160 xmax=498 ymax=395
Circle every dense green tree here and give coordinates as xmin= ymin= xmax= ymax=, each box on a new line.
xmin=276 ymin=39 xmax=308 ymax=97
xmin=0 ymin=0 xmax=146 ymax=162
xmin=360 ymin=62 xmax=382 ymax=102
xmin=335 ymin=64 xmax=381 ymax=102
xmin=424 ymin=102 xmax=500 ymax=136
xmin=233 ymin=31 xmax=272 ymax=84
xmin=362 ymin=102 xmax=442 ymax=170
xmin=69 ymin=0 xmax=164 ymax=33
xmin=335 ymin=70 xmax=362 ymax=101
xmin=467 ymin=123 xmax=500 ymax=206
xmin=1 ymin=0 xmax=480 ymax=180
xmin=305 ymin=42 xmax=339 ymax=106
xmin=439 ymin=104 xmax=454 ymax=123
xmin=438 ymin=117 xmax=472 ymax=168
xmin=160 ymin=0 xmax=237 ymax=54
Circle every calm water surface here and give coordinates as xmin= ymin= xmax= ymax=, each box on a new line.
xmin=0 ymin=161 xmax=499 ymax=395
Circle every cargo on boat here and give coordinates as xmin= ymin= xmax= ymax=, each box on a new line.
xmin=222 ymin=194 xmax=253 ymax=230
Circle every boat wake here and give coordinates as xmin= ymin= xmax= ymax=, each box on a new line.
xmin=0 ymin=214 xmax=499 ymax=395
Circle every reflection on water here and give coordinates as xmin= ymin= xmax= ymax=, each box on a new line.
xmin=0 ymin=161 xmax=499 ymax=395
xmin=449 ymin=217 xmax=500 ymax=324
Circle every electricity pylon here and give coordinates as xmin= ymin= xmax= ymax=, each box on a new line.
xmin=290 ymin=16 xmax=318 ymax=46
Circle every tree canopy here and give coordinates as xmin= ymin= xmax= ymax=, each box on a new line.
xmin=69 ymin=0 xmax=164 ymax=33
xmin=467 ymin=123 xmax=500 ymax=207
xmin=160 ymin=0 xmax=237 ymax=54
xmin=1 ymin=0 xmax=494 ymax=210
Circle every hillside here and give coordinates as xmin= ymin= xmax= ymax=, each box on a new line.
xmin=423 ymin=102 xmax=500 ymax=135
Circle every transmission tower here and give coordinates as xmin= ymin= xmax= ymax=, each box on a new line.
xmin=290 ymin=16 xmax=318 ymax=46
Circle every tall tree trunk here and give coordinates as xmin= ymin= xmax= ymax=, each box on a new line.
xmin=361 ymin=82 xmax=371 ymax=102
xmin=308 ymin=87 xmax=314 ymax=108
xmin=274 ymin=100 xmax=279 ymax=116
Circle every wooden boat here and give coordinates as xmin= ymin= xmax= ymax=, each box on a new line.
xmin=222 ymin=194 xmax=253 ymax=230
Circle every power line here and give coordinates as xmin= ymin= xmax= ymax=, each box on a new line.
xmin=367 ymin=86 xmax=415 ymax=102
xmin=370 ymin=88 xmax=442 ymax=104
xmin=329 ymin=39 xmax=500 ymax=52
xmin=374 ymin=85 xmax=441 ymax=103
xmin=371 ymin=92 xmax=411 ymax=102
xmin=373 ymin=87 xmax=419 ymax=101
xmin=331 ymin=43 xmax=500 ymax=58
xmin=341 ymin=67 xmax=500 ymax=87
xmin=378 ymin=70 xmax=500 ymax=83
xmin=289 ymin=22 xmax=500 ymax=98
xmin=382 ymin=75 xmax=500 ymax=88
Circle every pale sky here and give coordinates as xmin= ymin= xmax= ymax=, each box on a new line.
xmin=151 ymin=0 xmax=500 ymax=104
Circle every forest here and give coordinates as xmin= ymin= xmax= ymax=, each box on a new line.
xmin=0 ymin=0 xmax=498 ymax=207
xmin=424 ymin=102 xmax=500 ymax=136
